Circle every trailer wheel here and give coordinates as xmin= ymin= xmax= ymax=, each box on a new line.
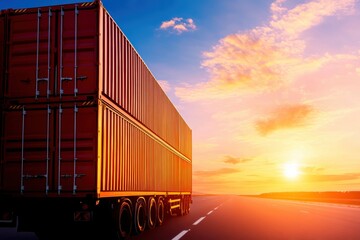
xmin=147 ymin=197 xmax=157 ymax=229
xmin=117 ymin=200 xmax=133 ymax=238
xmin=157 ymin=197 xmax=165 ymax=226
xmin=133 ymin=198 xmax=146 ymax=235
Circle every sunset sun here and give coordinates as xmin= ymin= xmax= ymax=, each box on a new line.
xmin=283 ymin=162 xmax=300 ymax=179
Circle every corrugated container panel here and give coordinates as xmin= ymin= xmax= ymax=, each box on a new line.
xmin=120 ymin=32 xmax=125 ymax=108
xmin=99 ymin=101 xmax=191 ymax=193
xmin=98 ymin=6 xmax=191 ymax=158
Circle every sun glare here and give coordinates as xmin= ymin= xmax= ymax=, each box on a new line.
xmin=283 ymin=162 xmax=300 ymax=179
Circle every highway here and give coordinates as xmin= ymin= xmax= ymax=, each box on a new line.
xmin=2 ymin=195 xmax=360 ymax=240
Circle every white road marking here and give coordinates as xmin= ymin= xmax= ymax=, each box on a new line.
xmin=193 ymin=216 xmax=206 ymax=225
xmin=172 ymin=203 xmax=224 ymax=239
xmin=172 ymin=229 xmax=190 ymax=240
xmin=214 ymin=204 xmax=221 ymax=210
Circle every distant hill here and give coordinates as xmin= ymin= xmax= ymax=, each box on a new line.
xmin=257 ymin=191 xmax=360 ymax=206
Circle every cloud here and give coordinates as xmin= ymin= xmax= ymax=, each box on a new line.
xmin=175 ymin=0 xmax=357 ymax=101
xmin=157 ymin=80 xmax=171 ymax=93
xmin=356 ymin=67 xmax=360 ymax=76
xmin=160 ymin=17 xmax=197 ymax=34
xmin=270 ymin=0 xmax=356 ymax=38
xmin=305 ymin=173 xmax=360 ymax=182
xmin=255 ymin=104 xmax=315 ymax=136
xmin=194 ymin=168 xmax=240 ymax=177
xmin=301 ymin=166 xmax=325 ymax=173
xmin=223 ymin=155 xmax=252 ymax=164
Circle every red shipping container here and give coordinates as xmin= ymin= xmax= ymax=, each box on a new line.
xmin=1 ymin=1 xmax=192 ymax=198
xmin=1 ymin=2 xmax=192 ymax=237
xmin=2 ymin=1 xmax=191 ymax=158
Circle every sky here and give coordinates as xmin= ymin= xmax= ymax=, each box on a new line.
xmin=1 ymin=0 xmax=360 ymax=195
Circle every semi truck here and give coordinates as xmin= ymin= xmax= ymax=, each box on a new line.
xmin=0 ymin=1 xmax=192 ymax=239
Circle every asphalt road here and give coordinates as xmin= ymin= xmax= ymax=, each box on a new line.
xmin=2 ymin=195 xmax=360 ymax=240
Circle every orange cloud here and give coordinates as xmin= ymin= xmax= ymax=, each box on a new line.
xmin=305 ymin=173 xmax=360 ymax=182
xmin=255 ymin=104 xmax=315 ymax=136
xmin=160 ymin=17 xmax=196 ymax=34
xmin=175 ymin=0 xmax=357 ymax=102
xmin=223 ymin=156 xmax=252 ymax=164
xmin=201 ymin=32 xmax=287 ymax=88
xmin=270 ymin=0 xmax=356 ymax=38
xmin=301 ymin=166 xmax=325 ymax=173
xmin=194 ymin=168 xmax=240 ymax=177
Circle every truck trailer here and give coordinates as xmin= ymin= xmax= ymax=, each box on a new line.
xmin=0 ymin=0 xmax=192 ymax=239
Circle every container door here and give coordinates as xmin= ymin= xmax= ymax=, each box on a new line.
xmin=6 ymin=4 xmax=98 ymax=100
xmin=7 ymin=8 xmax=55 ymax=99
xmin=2 ymin=102 xmax=98 ymax=195
xmin=2 ymin=104 xmax=53 ymax=194
xmin=53 ymin=4 xmax=99 ymax=194
xmin=2 ymin=3 xmax=99 ymax=196
xmin=54 ymin=102 xmax=97 ymax=194
xmin=57 ymin=4 xmax=98 ymax=98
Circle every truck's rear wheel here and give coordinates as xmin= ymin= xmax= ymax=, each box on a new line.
xmin=157 ymin=197 xmax=165 ymax=226
xmin=147 ymin=197 xmax=157 ymax=229
xmin=133 ymin=197 xmax=146 ymax=235
xmin=117 ymin=200 xmax=133 ymax=238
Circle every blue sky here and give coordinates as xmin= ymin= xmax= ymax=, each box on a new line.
xmin=0 ymin=0 xmax=269 ymax=86
xmin=2 ymin=0 xmax=360 ymax=194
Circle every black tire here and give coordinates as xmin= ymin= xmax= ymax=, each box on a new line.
xmin=157 ymin=197 xmax=165 ymax=226
xmin=133 ymin=198 xmax=146 ymax=235
xmin=116 ymin=200 xmax=133 ymax=238
xmin=147 ymin=197 xmax=157 ymax=229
